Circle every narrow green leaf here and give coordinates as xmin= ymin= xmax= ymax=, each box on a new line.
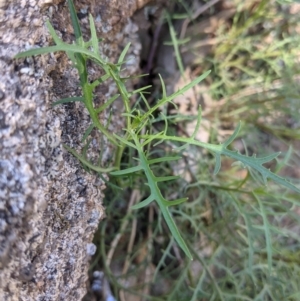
xmin=159 ymin=74 xmax=167 ymax=99
xmin=253 ymin=192 xmax=272 ymax=277
xmin=249 ymin=167 xmax=266 ymax=186
xmin=164 ymin=197 xmax=188 ymax=207
xmin=110 ymin=165 xmax=143 ymax=176
xmin=82 ymin=124 xmax=95 ymax=142
xmin=67 ymin=0 xmax=84 ymax=46
xmin=128 ymin=85 xmax=152 ymax=97
xmin=140 ymin=92 xmax=152 ymax=111
xmin=163 ymin=112 xmax=172 ymax=136
xmin=89 ymin=13 xmax=99 ymax=55
xmin=15 ymin=45 xmax=63 ymax=58
xmin=82 ymin=138 xmax=92 ymax=159
xmin=46 ymin=20 xmax=78 ymax=66
xmin=191 ymin=106 xmax=202 ymax=139
xmin=15 ymin=44 xmax=105 ymax=64
xmin=46 ymin=20 xmax=63 ymax=45
xmin=80 ymin=139 xmax=93 ymax=173
xmin=166 ymin=12 xmax=185 ymax=76
xmin=104 ymin=107 xmax=114 ymax=130
xmin=113 ymin=134 xmax=136 ymax=149
xmin=155 ymin=175 xmax=180 ymax=182
xmin=63 ymin=144 xmax=116 ymax=173
xmin=214 ymin=154 xmax=221 ymax=175
xmin=142 ymin=131 xmax=165 ymax=147
xmin=142 ymin=70 xmax=210 ymax=121
xmin=117 ymin=42 xmax=131 ymax=70
xmin=122 ymin=112 xmax=139 ymax=119
xmin=147 ymin=156 xmax=181 ymax=164
xmin=91 ymin=73 xmax=111 ymax=89
xmin=121 ymin=73 xmax=149 ymax=80
xmin=160 ymin=205 xmax=193 ymax=259
xmin=275 ymin=147 xmax=292 ymax=175
xmin=52 ymin=96 xmax=84 ymax=106
xmin=95 ymin=94 xmax=120 ymax=113
xmin=254 ymin=152 xmax=281 ymax=164
xmin=131 ymin=195 xmax=155 ymax=210
xmin=223 ymin=122 xmax=242 ymax=148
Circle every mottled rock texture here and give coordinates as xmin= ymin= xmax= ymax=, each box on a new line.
xmin=0 ymin=0 xmax=145 ymax=300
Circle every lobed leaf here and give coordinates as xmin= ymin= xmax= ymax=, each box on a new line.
xmin=140 ymin=122 xmax=300 ymax=194
xmin=122 ymin=130 xmax=193 ymax=259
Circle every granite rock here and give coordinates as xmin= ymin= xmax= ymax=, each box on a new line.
xmin=0 ymin=0 xmax=143 ymax=300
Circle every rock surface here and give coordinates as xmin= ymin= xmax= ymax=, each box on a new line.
xmin=0 ymin=0 xmax=147 ymax=300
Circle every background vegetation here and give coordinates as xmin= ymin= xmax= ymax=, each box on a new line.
xmin=89 ymin=0 xmax=300 ymax=300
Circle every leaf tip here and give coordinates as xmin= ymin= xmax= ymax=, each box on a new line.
xmin=213 ymin=154 xmax=221 ymax=175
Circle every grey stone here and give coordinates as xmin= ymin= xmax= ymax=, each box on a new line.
xmin=0 ymin=0 xmax=142 ymax=300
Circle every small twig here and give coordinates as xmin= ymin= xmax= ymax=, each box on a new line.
xmin=106 ymin=189 xmax=139 ymax=267
xmin=146 ymin=10 xmax=165 ymax=74
xmin=141 ymin=205 xmax=154 ymax=298
xmin=119 ymin=191 xmax=139 ymax=301
xmin=180 ymin=0 xmax=221 ymax=39
xmin=122 ymin=191 xmax=140 ymax=275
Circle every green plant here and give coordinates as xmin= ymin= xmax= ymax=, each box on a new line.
xmin=100 ymin=1 xmax=300 ymax=300
xmin=15 ymin=0 xmax=300 ymax=262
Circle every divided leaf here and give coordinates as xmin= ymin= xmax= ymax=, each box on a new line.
xmin=111 ymin=130 xmax=192 ymax=259
xmin=140 ymin=122 xmax=300 ymax=194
